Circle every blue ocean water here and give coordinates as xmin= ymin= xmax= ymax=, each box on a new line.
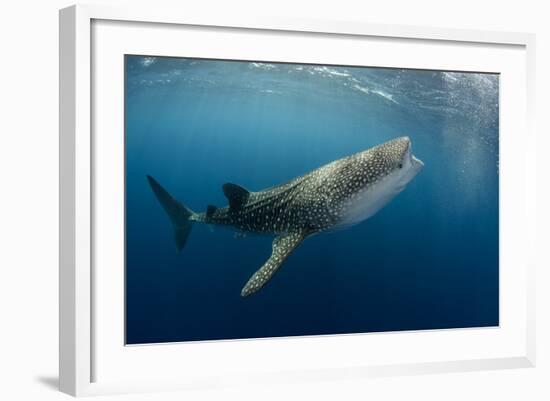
xmin=125 ymin=55 xmax=499 ymax=344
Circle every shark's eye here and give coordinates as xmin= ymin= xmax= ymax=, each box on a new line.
xmin=398 ymin=163 xmax=403 ymax=169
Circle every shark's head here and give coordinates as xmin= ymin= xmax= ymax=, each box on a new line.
xmin=372 ymin=136 xmax=424 ymax=191
xmin=330 ymin=136 xmax=424 ymax=229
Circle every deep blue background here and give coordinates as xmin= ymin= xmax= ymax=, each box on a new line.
xmin=125 ymin=56 xmax=499 ymax=344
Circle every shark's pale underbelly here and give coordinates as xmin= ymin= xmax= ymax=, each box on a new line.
xmin=333 ymin=177 xmax=403 ymax=230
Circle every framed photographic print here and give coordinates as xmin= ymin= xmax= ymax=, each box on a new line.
xmin=59 ymin=4 xmax=536 ymax=396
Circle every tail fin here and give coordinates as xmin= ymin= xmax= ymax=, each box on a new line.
xmin=146 ymin=175 xmax=195 ymax=252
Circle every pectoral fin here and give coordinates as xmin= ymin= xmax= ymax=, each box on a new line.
xmin=241 ymin=231 xmax=308 ymax=297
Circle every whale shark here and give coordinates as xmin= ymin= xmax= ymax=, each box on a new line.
xmin=147 ymin=136 xmax=423 ymax=297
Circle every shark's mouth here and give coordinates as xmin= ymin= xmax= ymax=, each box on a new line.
xmin=404 ymin=139 xmax=424 ymax=169
xmin=412 ymin=154 xmax=424 ymax=168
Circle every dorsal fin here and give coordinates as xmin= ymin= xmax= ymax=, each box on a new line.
xmin=206 ymin=205 xmax=217 ymax=219
xmin=222 ymin=183 xmax=250 ymax=211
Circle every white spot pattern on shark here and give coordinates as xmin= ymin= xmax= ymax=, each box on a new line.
xmin=147 ymin=137 xmax=424 ymax=296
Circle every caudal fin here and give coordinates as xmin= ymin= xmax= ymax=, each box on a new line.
xmin=146 ymin=175 xmax=195 ymax=252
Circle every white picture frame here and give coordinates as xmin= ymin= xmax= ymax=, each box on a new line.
xmin=59 ymin=3 xmax=536 ymax=397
